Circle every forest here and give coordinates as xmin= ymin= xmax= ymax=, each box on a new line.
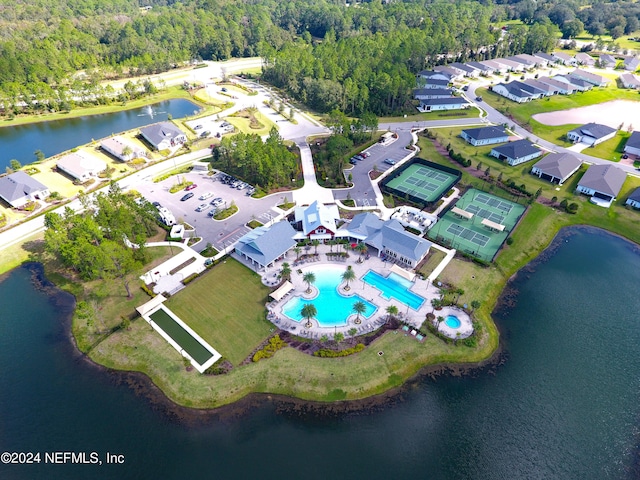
xmin=0 ymin=0 xmax=638 ymax=116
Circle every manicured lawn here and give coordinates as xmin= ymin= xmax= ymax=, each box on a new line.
xmin=587 ymin=131 xmax=631 ymax=162
xmin=417 ymin=249 xmax=446 ymax=278
xmin=225 ymin=110 xmax=275 ymax=136
xmin=165 ymin=259 xmax=272 ymax=365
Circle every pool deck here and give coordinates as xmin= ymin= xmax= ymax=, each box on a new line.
xmin=256 ymin=243 xmax=447 ymax=339
xmin=435 ymin=306 xmax=474 ymax=340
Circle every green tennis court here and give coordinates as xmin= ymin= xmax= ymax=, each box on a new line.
xmin=384 ymin=163 xmax=459 ymax=203
xmin=428 ymin=189 xmax=526 ymax=262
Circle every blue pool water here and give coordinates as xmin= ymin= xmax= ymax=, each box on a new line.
xmin=362 ymin=271 xmax=425 ymax=310
xmin=281 ymin=266 xmax=377 ymax=327
xmin=445 ymin=315 xmax=461 ymax=329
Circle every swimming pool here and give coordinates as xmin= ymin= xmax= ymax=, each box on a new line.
xmin=281 ymin=266 xmax=377 ymax=327
xmin=362 ymin=271 xmax=425 ymax=310
xmin=445 ymin=315 xmax=461 ymax=329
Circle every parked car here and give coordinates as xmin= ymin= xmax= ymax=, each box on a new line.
xmin=462 ymin=85 xmax=469 ymax=91
xmin=361 ymin=151 xmax=371 ymax=158
xmin=221 ymin=87 xmax=228 ymax=92
xmin=200 ymin=131 xmax=211 ymax=138
xmin=199 ymin=192 xmax=213 ymax=201
xmin=210 ymin=197 xmax=223 ymax=206
xmin=194 ymin=125 xmax=203 ymax=130
xmin=152 ymin=201 xmax=161 ymax=208
xmin=349 ymin=158 xmax=358 ymax=165
xmin=181 ymin=192 xmax=194 ymax=201
xmin=195 ymin=203 xmax=208 ymax=212
xmin=185 ymin=184 xmax=198 ymax=191
xmin=622 ymin=154 xmax=629 ymax=159
xmin=246 ymin=188 xmax=255 ymax=196
xmin=207 ymin=209 xmax=217 ymax=218
xmin=475 ymin=96 xmax=483 ymax=102
xmin=384 ymin=158 xmax=396 ymax=165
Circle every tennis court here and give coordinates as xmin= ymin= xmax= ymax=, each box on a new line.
xmin=383 ymin=162 xmax=459 ymax=204
xmin=428 ymin=189 xmax=526 ymax=261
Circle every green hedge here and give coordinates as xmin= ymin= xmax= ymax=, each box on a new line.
xmin=252 ymin=335 xmax=287 ymax=362
xmin=313 ymin=343 xmax=365 ymax=357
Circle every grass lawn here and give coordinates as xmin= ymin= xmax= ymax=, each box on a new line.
xmin=417 ymin=249 xmax=446 ymax=278
xmin=165 ymin=259 xmax=272 ymax=365
xmin=225 ymin=109 xmax=275 ymax=136
xmin=587 ymin=131 xmax=631 ymax=162
xmin=0 ymin=232 xmax=45 ymax=275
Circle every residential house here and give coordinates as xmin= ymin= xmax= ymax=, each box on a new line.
xmin=100 ymin=136 xmax=146 ymax=162
xmin=552 ymin=51 xmax=577 ymax=65
xmin=570 ymin=69 xmax=610 ymax=87
xmin=413 ymin=88 xmax=454 ymax=100
xmin=434 ymin=66 xmax=463 ymax=81
xmin=517 ymin=53 xmax=546 ymax=67
xmin=460 ymin=126 xmax=509 ymax=146
xmin=234 ymin=221 xmax=297 ymax=270
xmin=531 ymin=153 xmax=582 ymax=185
xmin=449 ymin=62 xmax=479 ymax=77
xmin=577 ymin=164 xmax=626 ymax=205
xmin=625 ymin=188 xmax=640 ymax=208
xmin=479 ymin=59 xmax=508 ymax=75
xmin=537 ymin=76 xmax=577 ymax=94
xmin=491 ymin=82 xmax=537 ymax=103
xmin=624 ymin=56 xmax=640 ymax=72
xmin=490 ymin=139 xmax=543 ymax=166
xmin=567 ymin=123 xmax=617 ymax=146
xmin=0 ymin=171 xmax=49 ymax=208
xmin=293 ymin=201 xmax=339 ymax=240
xmin=598 ymin=54 xmax=617 ymax=69
xmin=574 ymin=52 xmax=595 ymax=66
xmin=417 ymin=97 xmax=470 ymax=112
xmin=522 ymin=79 xmax=558 ymax=96
xmin=417 ymin=70 xmax=452 ymax=83
xmin=619 ymin=73 xmax=640 ymax=89
xmin=562 ymin=75 xmax=594 ymax=91
xmin=624 ymin=131 xmax=640 ymax=157
xmin=534 ymin=52 xmax=558 ymax=65
xmin=419 ymin=78 xmax=450 ymax=89
xmin=346 ymin=213 xmax=432 ymax=268
xmin=506 ymin=55 xmax=536 ymax=69
xmin=56 ymin=152 xmax=107 ymax=182
xmin=140 ymin=122 xmax=187 ymax=150
xmin=492 ymin=58 xmax=525 ymax=72
xmin=466 ymin=61 xmax=494 ymax=75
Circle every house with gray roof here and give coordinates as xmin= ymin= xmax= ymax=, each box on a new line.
xmin=562 ymin=75 xmax=594 ymax=91
xmin=537 ymin=76 xmax=577 ymax=94
xmin=624 ymin=131 xmax=640 ymax=157
xmin=0 ymin=171 xmax=49 ymax=208
xmin=234 ymin=221 xmax=297 ymax=270
xmin=491 ymin=82 xmax=537 ymax=103
xmin=531 ymin=153 xmax=582 ymax=185
xmin=624 ymin=56 xmax=640 ymax=72
xmin=413 ymin=88 xmax=454 ymax=100
xmin=346 ymin=213 xmax=431 ymax=268
xmin=460 ymin=126 xmax=509 ymax=146
xmin=100 ymin=136 xmax=146 ymax=162
xmin=293 ymin=201 xmax=339 ymax=240
xmin=575 ymin=52 xmax=595 ymax=66
xmin=140 ymin=122 xmax=187 ymax=151
xmin=418 ymin=78 xmax=450 ymax=89
xmin=598 ymin=54 xmax=617 ymax=69
xmin=620 ymin=73 xmax=640 ymax=90
xmin=417 ymin=97 xmax=470 ymax=112
xmin=567 ymin=123 xmax=616 ymax=146
xmin=506 ymin=55 xmax=536 ymax=69
xmin=449 ymin=62 xmax=479 ymax=77
xmin=492 ymin=58 xmax=525 ymax=72
xmin=577 ymin=164 xmax=627 ymax=205
xmin=56 ymin=152 xmax=107 ymax=182
xmin=522 ymin=79 xmax=558 ymax=96
xmin=478 ymin=59 xmax=508 ymax=74
xmin=534 ymin=52 xmax=558 ymax=64
xmin=571 ymin=69 xmax=610 ymax=87
xmin=552 ymin=51 xmax=577 ymax=65
xmin=625 ymin=187 xmax=640 ymax=208
xmin=466 ymin=61 xmax=494 ymax=75
xmin=490 ymin=139 xmax=543 ymax=166
xmin=417 ymin=70 xmax=451 ymax=83
xmin=433 ymin=66 xmax=463 ymax=81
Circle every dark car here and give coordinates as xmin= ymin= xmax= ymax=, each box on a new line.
xmin=180 ymin=192 xmax=194 ymax=201
xmin=185 ymin=183 xmax=198 ymax=191
xmin=462 ymin=85 xmax=469 ymax=91
xmin=475 ymin=96 xmax=483 ymax=102
xmin=349 ymin=158 xmax=358 ymax=165
xmin=622 ymin=154 xmax=629 ymax=159
xmin=200 ymin=131 xmax=211 ymax=138
xmin=152 ymin=201 xmax=161 ymax=208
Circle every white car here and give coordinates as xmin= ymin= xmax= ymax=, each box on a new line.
xmin=195 ymin=203 xmax=209 ymax=212
xmin=199 ymin=192 xmax=213 ymax=200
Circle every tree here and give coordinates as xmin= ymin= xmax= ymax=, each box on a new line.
xmin=431 ymin=298 xmax=442 ymax=312
xmin=301 ymin=303 xmax=317 ymax=329
xmin=279 ymin=262 xmax=291 ymax=282
xmin=34 ymin=150 xmax=45 ymax=162
xmin=561 ymin=19 xmax=584 ymax=39
xmin=352 ymin=301 xmax=366 ymax=324
xmin=302 ymin=271 xmax=316 ymax=294
xmin=348 ymin=327 xmax=358 ymax=337
xmin=470 ymin=300 xmax=481 ymax=312
xmin=436 ymin=315 xmax=445 ymax=328
xmin=121 ymin=145 xmax=133 ymax=160
xmin=355 ymin=242 xmax=368 ymax=262
xmin=9 ymin=159 xmax=21 ymax=171
xmin=311 ymin=239 xmax=320 ymax=255
xmin=477 ymin=161 xmax=483 ymax=171
xmin=334 ymin=332 xmax=344 ymax=343
xmin=386 ymin=305 xmax=399 ymax=320
xmin=294 ymin=246 xmax=302 ymax=261
xmin=453 ymin=288 xmax=465 ymax=304
xmin=341 ymin=265 xmax=356 ymax=291
xmin=534 ymin=188 xmax=542 ymax=199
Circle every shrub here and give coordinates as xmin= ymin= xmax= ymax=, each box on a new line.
xmin=313 ymin=343 xmax=365 ymax=357
xmin=252 ymin=335 xmax=287 ymax=362
xmin=182 ymin=273 xmax=199 ymax=285
xmin=140 ymin=282 xmax=156 ymax=298
xmin=506 ymin=237 xmax=514 ymax=245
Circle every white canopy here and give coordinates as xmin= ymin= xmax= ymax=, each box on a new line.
xmin=135 ymin=294 xmax=167 ymax=316
xmin=481 ymin=218 xmax=505 ymax=232
xmin=451 ymin=206 xmax=473 ymax=220
xmin=270 ymin=281 xmax=294 ymax=301
xmin=390 ymin=264 xmax=416 ymax=282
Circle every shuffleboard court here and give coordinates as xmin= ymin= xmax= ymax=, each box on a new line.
xmin=384 ymin=162 xmax=459 ymax=204
xmin=429 ymin=188 xmax=526 ymax=262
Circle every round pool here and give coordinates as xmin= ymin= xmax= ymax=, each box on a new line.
xmin=444 ymin=315 xmax=461 ymax=329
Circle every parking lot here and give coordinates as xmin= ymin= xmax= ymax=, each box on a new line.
xmin=333 ymin=130 xmax=414 ymax=207
xmin=135 ymin=171 xmax=284 ymax=252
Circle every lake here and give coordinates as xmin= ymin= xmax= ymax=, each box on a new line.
xmin=0 ymin=99 xmax=200 ymax=169
xmin=0 ymin=227 xmax=639 ymax=479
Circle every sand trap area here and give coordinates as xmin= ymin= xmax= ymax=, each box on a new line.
xmin=532 ymin=100 xmax=640 ymax=128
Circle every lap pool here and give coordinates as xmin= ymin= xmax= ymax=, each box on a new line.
xmin=362 ymin=270 xmax=425 ymax=310
xmin=281 ymin=266 xmax=377 ymax=327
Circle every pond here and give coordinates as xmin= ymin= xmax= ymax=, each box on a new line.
xmin=0 ymin=99 xmax=201 ymax=169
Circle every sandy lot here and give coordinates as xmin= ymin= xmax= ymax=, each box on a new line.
xmin=532 ymin=100 xmax=640 ymax=129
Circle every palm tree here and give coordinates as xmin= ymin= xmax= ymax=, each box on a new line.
xmin=311 ymin=239 xmax=320 ymax=255
xmin=293 ymin=246 xmax=302 ymax=261
xmin=470 ymin=300 xmax=481 ymax=312
xmin=352 ymin=300 xmax=366 ymax=324
xmin=301 ymin=303 xmax=317 ymax=329
xmin=454 ymin=288 xmax=465 ymax=304
xmin=386 ymin=305 xmax=399 ymax=320
xmin=279 ymin=262 xmax=291 ymax=282
xmin=302 ymin=271 xmax=316 ymax=294
xmin=341 ymin=265 xmax=356 ymax=291
xmin=329 ymin=239 xmax=334 ymax=253
xmin=431 ymin=298 xmax=442 ymax=312
xmin=348 ymin=327 xmax=357 ymax=337
xmin=355 ymin=243 xmax=368 ymax=262
xmin=436 ymin=315 xmax=445 ymax=328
